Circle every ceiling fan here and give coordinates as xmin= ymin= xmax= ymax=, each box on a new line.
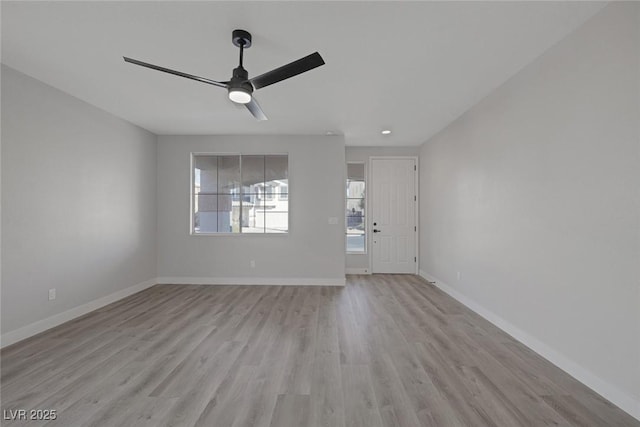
xmin=123 ymin=29 xmax=325 ymax=121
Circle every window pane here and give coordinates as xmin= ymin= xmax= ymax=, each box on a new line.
xmin=347 ymin=216 xmax=365 ymax=231
xmin=194 ymin=156 xmax=218 ymax=194
xmin=265 ymin=199 xmax=288 ymax=232
xmin=242 ymin=192 xmax=258 ymax=204
xmin=346 ymin=180 xmax=365 ymax=198
xmin=266 ymin=155 xmax=288 ymax=183
xmin=242 ymin=205 xmax=264 ymax=233
xmin=347 ymin=163 xmax=365 ymax=180
xmin=230 ymin=204 xmax=241 ymax=233
xmin=346 ymin=198 xmax=365 ymax=217
xmin=217 ymin=156 xmax=240 ymax=194
xmin=194 ymin=194 xmax=218 ymax=233
xmin=266 ymin=155 xmax=288 ymax=205
xmin=279 ymin=184 xmax=288 ymax=200
xmin=242 ymin=155 xmax=264 ymax=193
xmin=195 ymin=193 xmax=218 ymax=212
xmin=346 ymin=197 xmax=366 ymax=250
xmin=346 ymin=230 xmax=365 ymax=252
xmin=264 ymin=185 xmax=275 ymax=201
xmin=216 ymin=194 xmax=237 ymax=233
xmin=265 ymin=213 xmax=288 ymax=233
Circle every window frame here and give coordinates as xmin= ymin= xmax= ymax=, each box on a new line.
xmin=190 ymin=152 xmax=290 ymax=236
xmin=346 ymin=161 xmax=367 ymax=254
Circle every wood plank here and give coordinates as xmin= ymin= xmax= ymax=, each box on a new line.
xmin=308 ymin=287 xmax=346 ymax=427
xmin=341 ymin=364 xmax=384 ymax=427
xmin=269 ymin=394 xmax=311 ymax=427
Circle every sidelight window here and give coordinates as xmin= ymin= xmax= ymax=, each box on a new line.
xmin=346 ymin=162 xmax=366 ymax=253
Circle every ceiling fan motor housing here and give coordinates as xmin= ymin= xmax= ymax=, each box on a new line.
xmin=229 ymin=66 xmax=254 ymax=96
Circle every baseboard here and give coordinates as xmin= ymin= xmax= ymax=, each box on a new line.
xmin=0 ymin=278 xmax=157 ymax=348
xmin=156 ymin=276 xmax=346 ymax=286
xmin=345 ymin=268 xmax=371 ymax=275
xmin=418 ymin=270 xmax=640 ymax=421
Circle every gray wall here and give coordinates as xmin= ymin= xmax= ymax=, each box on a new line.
xmin=419 ymin=3 xmax=639 ymax=414
xmin=345 ymin=146 xmax=418 ymax=272
xmin=157 ymin=135 xmax=345 ymax=283
xmin=1 ymin=65 xmax=158 ymax=334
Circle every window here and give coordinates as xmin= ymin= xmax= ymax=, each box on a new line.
xmin=264 ymin=184 xmax=275 ymax=201
xmin=346 ymin=162 xmax=366 ymax=253
xmin=192 ymin=154 xmax=288 ymax=234
xmin=279 ymin=184 xmax=289 ymax=200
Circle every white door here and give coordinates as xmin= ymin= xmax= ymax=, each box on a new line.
xmin=371 ymin=158 xmax=417 ymax=274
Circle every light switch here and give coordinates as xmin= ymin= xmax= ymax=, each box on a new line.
xmin=328 ymin=217 xmax=338 ymax=225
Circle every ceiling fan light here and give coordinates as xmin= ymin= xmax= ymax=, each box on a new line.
xmin=228 ymin=88 xmax=252 ymax=104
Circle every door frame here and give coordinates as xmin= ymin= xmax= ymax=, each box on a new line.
xmin=368 ymin=156 xmax=419 ymax=274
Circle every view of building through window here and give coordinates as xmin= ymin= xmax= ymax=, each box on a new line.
xmin=193 ymin=154 xmax=288 ymax=234
xmin=346 ymin=163 xmax=366 ymax=252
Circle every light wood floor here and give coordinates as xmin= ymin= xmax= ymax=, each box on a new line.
xmin=1 ymin=275 xmax=637 ymax=427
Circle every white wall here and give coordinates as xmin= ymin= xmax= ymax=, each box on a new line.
xmin=419 ymin=2 xmax=639 ymax=418
xmin=157 ymin=135 xmax=345 ymax=284
xmin=345 ymin=146 xmax=419 ymax=272
xmin=1 ymin=65 xmax=158 ymax=339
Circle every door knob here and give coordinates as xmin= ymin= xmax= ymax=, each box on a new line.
xmin=373 ymin=229 xmax=381 ymax=233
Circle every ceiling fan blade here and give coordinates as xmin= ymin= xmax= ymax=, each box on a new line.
xmin=245 ymin=97 xmax=268 ymax=121
xmin=123 ymin=57 xmax=228 ymax=88
xmin=250 ymin=52 xmax=325 ymax=90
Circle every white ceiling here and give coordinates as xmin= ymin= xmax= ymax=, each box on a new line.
xmin=2 ymin=1 xmax=605 ymax=146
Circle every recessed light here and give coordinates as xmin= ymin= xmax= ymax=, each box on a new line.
xmin=381 ymin=129 xmax=392 ymax=135
xmin=326 ymin=131 xmax=334 ymax=135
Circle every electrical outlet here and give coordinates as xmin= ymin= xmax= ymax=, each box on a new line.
xmin=457 ymin=271 xmax=462 ymax=281
xmin=250 ymin=260 xmax=256 ymax=268
xmin=48 ymin=288 xmax=56 ymax=301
